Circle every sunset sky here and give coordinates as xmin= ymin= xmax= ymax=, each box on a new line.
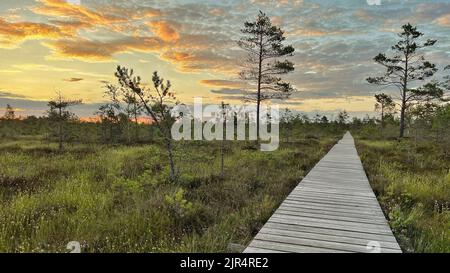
xmin=1 ymin=0 xmax=450 ymax=118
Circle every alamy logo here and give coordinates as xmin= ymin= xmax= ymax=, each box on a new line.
xmin=171 ymin=98 xmax=280 ymax=151
xmin=67 ymin=241 xmax=81 ymax=253
xmin=366 ymin=241 xmax=382 ymax=253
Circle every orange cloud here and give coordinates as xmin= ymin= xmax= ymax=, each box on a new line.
xmin=0 ymin=18 xmax=63 ymax=48
xmin=161 ymin=50 xmax=237 ymax=73
xmin=147 ymin=21 xmax=180 ymax=42
xmin=133 ymin=8 xmax=163 ymax=19
xmin=33 ymin=0 xmax=123 ymax=28
xmin=435 ymin=14 xmax=450 ymax=27
xmin=45 ymin=36 xmax=164 ymax=61
xmin=49 ymin=19 xmax=91 ymax=35
xmin=200 ymin=79 xmax=247 ymax=89
xmin=2 ymin=1 xmax=237 ymax=75
xmin=33 ymin=0 xmax=162 ymax=33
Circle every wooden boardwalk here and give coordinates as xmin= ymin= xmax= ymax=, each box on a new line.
xmin=244 ymin=132 xmax=402 ymax=253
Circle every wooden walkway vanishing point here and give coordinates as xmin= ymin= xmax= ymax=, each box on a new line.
xmin=244 ymin=132 xmax=402 ymax=253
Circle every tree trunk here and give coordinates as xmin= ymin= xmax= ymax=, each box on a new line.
xmin=134 ymin=104 xmax=139 ymax=142
xmin=286 ymin=124 xmax=290 ymax=142
xmin=109 ymin=123 xmax=113 ymax=143
xmin=221 ymin=139 xmax=225 ymax=180
xmin=127 ymin=120 xmax=131 ymax=144
xmin=400 ymin=107 xmax=405 ymax=138
xmin=58 ymin=108 xmax=63 ymax=151
xmin=165 ymin=137 xmax=176 ymax=181
xmin=58 ymin=120 xmax=63 ymax=151
xmin=256 ymin=33 xmax=263 ymax=140
xmin=400 ymin=88 xmax=407 ymax=138
xmin=400 ymin=37 xmax=409 ymax=139
xmin=221 ymin=107 xmax=226 ymax=180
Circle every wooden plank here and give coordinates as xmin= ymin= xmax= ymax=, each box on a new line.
xmin=280 ymin=205 xmax=383 ymax=219
xmin=289 ymin=192 xmax=378 ymax=202
xmin=244 ymin=132 xmax=401 ymax=253
xmin=263 ymin=222 xmax=399 ymax=243
xmin=269 ymin=215 xmax=393 ymax=234
xmin=243 ymin=247 xmax=287 ymax=253
xmin=277 ymin=205 xmax=387 ymax=221
xmin=283 ymin=199 xmax=381 ymax=211
xmin=254 ymin=233 xmax=401 ymax=253
xmin=275 ymin=209 xmax=388 ymax=226
xmin=292 ymin=188 xmax=376 ymax=198
xmin=280 ymin=203 xmax=383 ymax=216
xmin=295 ymin=185 xmax=374 ymax=195
xmin=286 ymin=194 xmax=379 ymax=205
xmin=248 ymin=239 xmax=351 ymax=253
xmin=258 ymin=227 xmax=401 ymax=251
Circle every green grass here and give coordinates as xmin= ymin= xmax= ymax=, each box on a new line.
xmin=356 ymin=138 xmax=450 ymax=253
xmin=0 ymin=135 xmax=338 ymax=253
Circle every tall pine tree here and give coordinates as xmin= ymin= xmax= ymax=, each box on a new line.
xmin=238 ymin=11 xmax=295 ymax=138
xmin=367 ymin=23 xmax=437 ymax=137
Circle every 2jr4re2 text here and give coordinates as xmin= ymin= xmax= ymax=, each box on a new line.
xmin=180 ymin=257 xmax=269 ymax=271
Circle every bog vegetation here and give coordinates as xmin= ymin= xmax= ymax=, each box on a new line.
xmin=0 ymin=118 xmax=341 ymax=252
xmin=0 ymin=15 xmax=449 ymax=253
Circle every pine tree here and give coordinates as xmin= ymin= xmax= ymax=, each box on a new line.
xmin=367 ymin=23 xmax=437 ymax=137
xmin=4 ymin=104 xmax=15 ymax=120
xmin=47 ymin=92 xmax=82 ymax=151
xmin=96 ymin=84 xmax=122 ymax=143
xmin=238 ymin=11 xmax=295 ymax=139
xmin=374 ymin=93 xmax=396 ymax=127
xmin=115 ymin=66 xmax=178 ymax=181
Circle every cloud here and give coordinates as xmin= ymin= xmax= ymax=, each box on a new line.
xmin=210 ymin=88 xmax=246 ymax=95
xmin=200 ymin=79 xmax=246 ymax=89
xmin=22 ymin=1 xmax=163 ymax=43
xmin=272 ymin=99 xmax=304 ymax=106
xmin=0 ymin=69 xmax=22 ymax=74
xmin=12 ymin=63 xmax=75 ymax=72
xmin=0 ymin=18 xmax=64 ymax=48
xmin=435 ymin=14 xmax=450 ymax=27
xmin=63 ymin=77 xmax=83 ymax=82
xmin=0 ymin=91 xmax=27 ymax=99
xmin=32 ymin=0 xmax=124 ymax=28
xmin=250 ymin=0 xmax=304 ymax=7
xmin=289 ymin=28 xmax=354 ymax=37
xmin=44 ymin=36 xmax=164 ymax=61
xmin=1 ymin=0 xmax=450 ymax=115
xmin=147 ymin=21 xmax=180 ymax=42
xmin=209 ymin=8 xmax=224 ymax=17
xmin=215 ymin=95 xmax=247 ymax=101
xmin=1 ymin=0 xmax=238 ymax=75
xmin=132 ymin=8 xmax=163 ymax=19
xmin=161 ymin=50 xmax=238 ymax=73
xmin=0 ymin=96 xmax=105 ymax=117
xmin=49 ymin=19 xmax=91 ymax=35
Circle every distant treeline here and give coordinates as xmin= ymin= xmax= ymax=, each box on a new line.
xmin=1 ymin=102 xmax=449 ymax=144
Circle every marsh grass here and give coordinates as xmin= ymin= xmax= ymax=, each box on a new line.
xmin=0 ymin=135 xmax=337 ymax=252
xmin=356 ymin=139 xmax=450 ymax=253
